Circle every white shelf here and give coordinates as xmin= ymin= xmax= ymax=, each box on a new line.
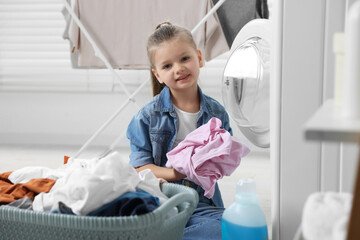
xmin=304 ymin=99 xmax=360 ymax=142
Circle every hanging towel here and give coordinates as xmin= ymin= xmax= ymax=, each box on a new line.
xmin=166 ymin=117 xmax=250 ymax=198
xmin=66 ymin=0 xmax=229 ymax=69
xmin=301 ymin=191 xmax=352 ymax=240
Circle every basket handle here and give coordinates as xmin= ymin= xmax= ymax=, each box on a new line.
xmin=153 ymin=191 xmax=198 ymax=219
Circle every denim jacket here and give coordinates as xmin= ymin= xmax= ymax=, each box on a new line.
xmin=127 ymin=86 xmax=232 ymax=207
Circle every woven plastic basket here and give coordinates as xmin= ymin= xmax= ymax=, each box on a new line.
xmin=0 ymin=183 xmax=198 ymax=240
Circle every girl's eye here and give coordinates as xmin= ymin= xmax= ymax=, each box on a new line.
xmin=163 ymin=64 xmax=171 ymax=69
xmin=182 ymin=56 xmax=190 ymax=62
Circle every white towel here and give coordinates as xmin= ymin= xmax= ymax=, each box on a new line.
xmin=332 ymin=216 xmax=348 ymax=240
xmin=302 ymin=192 xmax=352 ymax=240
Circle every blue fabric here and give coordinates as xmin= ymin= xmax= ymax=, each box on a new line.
xmin=88 ymin=189 xmax=160 ymax=217
xmin=58 ymin=201 xmax=75 ymax=215
xmin=53 ymin=190 xmax=159 ymax=217
xmin=50 ymin=202 xmax=75 ymax=215
xmin=183 ymin=204 xmax=224 ymax=240
xmin=127 ymin=86 xmax=232 ymax=208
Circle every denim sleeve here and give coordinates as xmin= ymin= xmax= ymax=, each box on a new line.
xmin=222 ymin=111 xmax=233 ymax=136
xmin=126 ymin=112 xmax=154 ymax=168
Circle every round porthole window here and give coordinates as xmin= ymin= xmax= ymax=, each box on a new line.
xmin=222 ymin=19 xmax=271 ymax=148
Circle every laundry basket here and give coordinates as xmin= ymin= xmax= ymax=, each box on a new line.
xmin=0 ymin=183 xmax=198 ymax=240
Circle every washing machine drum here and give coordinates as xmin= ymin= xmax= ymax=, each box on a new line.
xmin=222 ymin=19 xmax=271 ymax=148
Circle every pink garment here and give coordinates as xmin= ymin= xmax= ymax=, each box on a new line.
xmin=166 ymin=117 xmax=250 ymax=198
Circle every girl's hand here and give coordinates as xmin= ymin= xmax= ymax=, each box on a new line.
xmin=173 ymin=169 xmax=186 ymax=180
xmin=135 ymin=164 xmax=186 ymax=181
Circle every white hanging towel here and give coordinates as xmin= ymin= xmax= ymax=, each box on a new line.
xmin=67 ymin=0 xmax=229 ymax=69
xmin=301 ymin=191 xmax=352 ymax=240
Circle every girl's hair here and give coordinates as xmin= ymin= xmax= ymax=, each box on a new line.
xmin=147 ymin=22 xmax=197 ymax=96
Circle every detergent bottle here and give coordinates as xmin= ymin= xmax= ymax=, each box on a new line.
xmin=221 ymin=178 xmax=268 ymax=240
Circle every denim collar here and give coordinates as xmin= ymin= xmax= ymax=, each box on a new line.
xmin=154 ymin=86 xmax=211 ymax=116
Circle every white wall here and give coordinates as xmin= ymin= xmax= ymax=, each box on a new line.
xmin=0 ymin=54 xmax=263 ymax=153
xmin=0 ymin=89 xmax=144 ymax=146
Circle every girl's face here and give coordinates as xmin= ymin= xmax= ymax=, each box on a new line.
xmin=151 ymin=38 xmax=204 ymax=94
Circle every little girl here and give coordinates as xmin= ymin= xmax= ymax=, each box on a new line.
xmin=127 ymin=22 xmax=233 ymax=240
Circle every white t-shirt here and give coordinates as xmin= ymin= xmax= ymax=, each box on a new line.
xmin=172 ymin=105 xmax=200 ymax=149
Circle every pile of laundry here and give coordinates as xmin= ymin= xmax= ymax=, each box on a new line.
xmin=0 ymin=151 xmax=174 ymax=217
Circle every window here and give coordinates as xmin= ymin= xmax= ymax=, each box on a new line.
xmin=0 ymin=0 xmax=228 ymax=93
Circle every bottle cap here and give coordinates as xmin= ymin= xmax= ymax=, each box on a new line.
xmin=236 ymin=178 xmax=257 ymax=194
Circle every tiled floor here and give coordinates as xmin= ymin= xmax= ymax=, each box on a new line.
xmin=0 ymin=144 xmax=272 ymax=235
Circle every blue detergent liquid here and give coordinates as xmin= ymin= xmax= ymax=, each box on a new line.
xmin=221 ymin=218 xmax=268 ymax=240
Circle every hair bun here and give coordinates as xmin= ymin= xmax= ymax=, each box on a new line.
xmin=155 ymin=22 xmax=172 ymax=30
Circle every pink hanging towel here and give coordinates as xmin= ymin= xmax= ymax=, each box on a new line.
xmin=166 ymin=117 xmax=250 ymax=198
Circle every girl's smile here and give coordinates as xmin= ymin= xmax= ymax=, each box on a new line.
xmin=176 ymin=74 xmax=190 ymax=81
xmin=151 ymin=38 xmax=204 ymax=94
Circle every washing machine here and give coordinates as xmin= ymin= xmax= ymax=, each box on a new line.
xmin=222 ymin=19 xmax=271 ymax=148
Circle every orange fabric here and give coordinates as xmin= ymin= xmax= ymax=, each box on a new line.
xmin=0 ymin=171 xmax=56 ymax=205
xmin=64 ymin=155 xmax=70 ymax=164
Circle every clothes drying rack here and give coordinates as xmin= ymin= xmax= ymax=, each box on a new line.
xmin=62 ymin=0 xmax=228 ymax=160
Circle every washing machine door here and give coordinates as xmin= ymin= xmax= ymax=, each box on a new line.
xmin=222 ymin=19 xmax=271 ymax=148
